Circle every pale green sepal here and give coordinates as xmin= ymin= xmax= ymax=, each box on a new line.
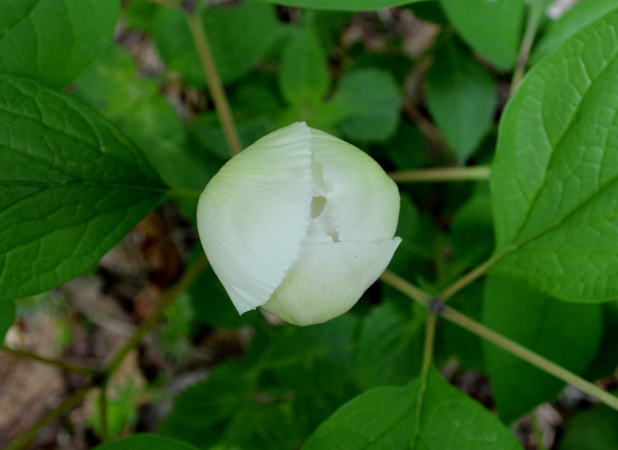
xmin=262 ymin=238 xmax=402 ymax=326
xmin=197 ymin=123 xmax=313 ymax=314
xmin=310 ymin=128 xmax=400 ymax=242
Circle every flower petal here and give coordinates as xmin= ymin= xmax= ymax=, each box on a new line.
xmin=262 ymin=238 xmax=402 ymax=326
xmin=197 ymin=122 xmax=313 ymax=313
xmin=310 ymin=128 xmax=400 ymax=242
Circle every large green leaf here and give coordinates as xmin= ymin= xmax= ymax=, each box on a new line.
xmin=154 ymin=2 xmax=287 ymax=86
xmin=483 ymin=275 xmax=602 ymax=423
xmin=304 ymin=369 xmax=521 ymax=449
xmin=260 ymin=0 xmax=426 ymax=11
xmin=439 ymin=0 xmax=524 ymax=70
xmin=93 ymin=433 xmax=198 ymax=450
xmin=558 ymin=403 xmax=618 ymax=450
xmin=533 ymin=0 xmax=618 ymax=62
xmin=279 ymin=27 xmax=330 ymax=106
xmin=0 ymin=0 xmax=119 ymax=87
xmin=0 ymin=299 xmax=14 ymax=341
xmin=0 ymin=74 xmax=166 ymax=302
xmin=490 ymin=11 xmax=618 ymax=302
xmin=585 ymin=301 xmax=618 ymax=379
xmin=426 ymin=39 xmax=496 ymax=161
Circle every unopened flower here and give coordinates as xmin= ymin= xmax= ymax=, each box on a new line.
xmin=197 ymin=122 xmax=400 ymax=326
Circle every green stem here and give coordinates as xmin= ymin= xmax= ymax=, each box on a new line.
xmin=104 ymin=256 xmax=208 ymax=375
xmin=380 ymin=270 xmax=431 ymax=306
xmin=4 ymin=384 xmax=94 ymax=450
xmin=381 ymin=270 xmax=618 ymax=411
xmin=510 ymin=0 xmax=545 ymax=96
xmin=389 ymin=166 xmax=491 ymax=183
xmin=442 ymin=306 xmax=618 ymax=410
xmin=6 ymin=258 xmax=208 ymax=449
xmin=0 ymin=345 xmax=101 ymax=377
xmin=438 ymin=254 xmax=499 ymax=302
xmin=412 ymin=313 xmax=437 ymax=447
xmin=185 ymin=6 xmax=242 ymax=156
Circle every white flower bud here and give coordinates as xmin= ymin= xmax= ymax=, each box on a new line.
xmin=197 ymin=122 xmax=401 ymax=326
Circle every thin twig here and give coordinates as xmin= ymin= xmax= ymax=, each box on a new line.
xmin=389 ymin=166 xmax=491 ymax=183
xmin=403 ymin=54 xmax=451 ymax=154
xmin=380 ymin=270 xmax=431 ymax=306
xmin=437 ymin=254 xmax=499 ymax=302
xmin=4 ymin=385 xmax=94 ymax=450
xmin=6 ymin=257 xmax=208 ymax=449
xmin=510 ymin=1 xmax=544 ymax=96
xmin=381 ymin=270 xmax=618 ymax=412
xmin=441 ymin=306 xmax=618 ymax=411
xmin=0 ymin=345 xmax=102 ymax=377
xmin=185 ymin=8 xmax=242 ymax=156
xmin=104 ymin=256 xmax=208 ymax=375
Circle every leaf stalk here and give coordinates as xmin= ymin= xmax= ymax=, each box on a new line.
xmin=184 ymin=7 xmax=242 ymax=156
xmin=381 ymin=270 xmax=618 ymax=412
xmin=389 ymin=166 xmax=491 ymax=183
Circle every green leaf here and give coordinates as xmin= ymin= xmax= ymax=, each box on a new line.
xmin=533 ymin=0 xmax=618 ymax=63
xmin=439 ymin=0 xmax=525 ymax=69
xmin=189 ymin=264 xmax=254 ymax=329
xmin=260 ymin=0 xmax=427 ymax=11
xmin=558 ymin=403 xmax=618 ymax=450
xmin=388 ymin=193 xmax=427 ymax=273
xmin=154 ymin=2 xmax=286 ymax=86
xmin=439 ymin=281 xmax=484 ymax=371
xmin=0 ymin=74 xmax=166 ymax=302
xmin=383 ymin=124 xmax=428 ymax=171
xmin=74 ymin=45 xmax=208 ymax=195
xmin=160 ymin=363 xmax=253 ymax=448
xmin=333 ymin=68 xmax=401 ymax=142
xmin=0 ymin=299 xmax=14 ymax=341
xmin=304 ymin=369 xmax=521 ymax=450
xmin=0 ymin=0 xmax=119 ymax=87
xmin=483 ymin=275 xmax=602 ymax=423
xmin=93 ymin=433 xmax=198 ymax=450
xmin=189 ymin=113 xmax=268 ymax=161
xmin=162 ymin=317 xmax=358 ymax=449
xmin=450 ymin=188 xmax=493 ymax=271
xmin=426 ymin=39 xmax=496 ymax=161
xmin=356 ymin=300 xmax=423 ymax=388
xmin=279 ymin=27 xmax=330 ymax=105
xmin=585 ymin=301 xmax=618 ymax=379
xmin=491 ymin=11 xmax=618 ymax=302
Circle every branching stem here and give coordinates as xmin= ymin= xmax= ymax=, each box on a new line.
xmin=438 ymin=254 xmax=499 ymax=302
xmin=381 ymin=270 xmax=618 ymax=411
